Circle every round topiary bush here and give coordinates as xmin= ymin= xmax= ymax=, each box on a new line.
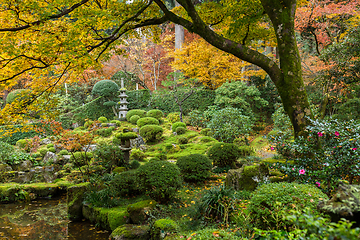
xmin=58 ymin=150 xmax=69 ymax=156
xmin=207 ymin=142 xmax=241 ymax=168
xmin=176 ymin=154 xmax=212 ymax=182
xmin=167 ymin=112 xmax=180 ymax=123
xmin=151 ymin=218 xmax=178 ymax=239
xmin=139 ymin=125 xmax=163 ymax=143
xmin=129 ymin=160 xmax=141 ymax=169
xmin=111 ymin=170 xmax=141 ymax=197
xmin=98 ymin=116 xmax=108 ymax=123
xmin=248 ymin=182 xmax=329 ymax=230
xmin=130 ymin=115 xmax=140 ymax=125
xmin=175 ymin=126 xmax=186 ymax=135
xmin=130 ymin=148 xmax=146 ymax=161
xmin=200 ymin=128 xmax=212 ymax=136
xmin=178 ymin=136 xmax=188 ymax=144
xmin=92 ymin=80 xmax=119 ymax=98
xmin=172 ymin=122 xmax=186 ymax=133
xmin=136 ymin=161 xmax=182 ymax=203
xmin=146 ymin=109 xmax=164 ymax=120
xmin=137 ymin=117 xmax=159 ymax=128
xmin=126 ymin=109 xmax=147 ymax=121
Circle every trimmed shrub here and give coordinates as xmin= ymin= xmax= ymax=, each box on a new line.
xmin=139 ymin=125 xmax=163 ymax=143
xmin=92 ymin=80 xmax=119 ymax=98
xmin=98 ymin=116 xmax=108 ymax=123
xmin=172 ymin=122 xmax=186 ymax=132
xmin=126 ymin=109 xmax=146 ymax=121
xmin=109 ymin=170 xmax=141 ymax=197
xmin=233 ymin=137 xmax=247 ymax=147
xmin=137 ymin=117 xmax=159 ymax=128
xmin=167 ymin=112 xmax=180 ymax=123
xmin=146 ymin=109 xmax=164 ymax=120
xmin=48 ymin=147 xmax=56 ymax=153
xmin=238 ymin=146 xmax=255 ymax=157
xmin=130 ymin=115 xmax=140 ymax=125
xmin=93 ymin=143 xmax=125 ymax=171
xmin=70 ymin=152 xmax=93 ymax=167
xmin=151 ymin=219 xmax=178 ymax=239
xmin=200 ymin=128 xmax=212 ymax=136
xmin=248 ymin=182 xmax=328 ymax=230
xmin=129 ymin=160 xmax=140 ymax=169
xmin=96 ymin=126 xmax=115 ymax=137
xmin=175 ymin=126 xmax=186 ymax=135
xmin=136 ymin=161 xmax=182 ymax=203
xmin=176 ymin=154 xmax=212 ymax=182
xmin=130 ymin=149 xmax=146 ymax=161
xmin=207 ymin=143 xmax=241 ymax=168
xmin=178 ymin=136 xmax=188 ymax=144
xmin=58 ymin=150 xmax=69 ymax=156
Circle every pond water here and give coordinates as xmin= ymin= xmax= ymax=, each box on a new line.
xmin=0 ymin=195 xmax=110 ymax=240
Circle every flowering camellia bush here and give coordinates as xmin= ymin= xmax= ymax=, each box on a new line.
xmin=270 ymin=118 xmax=360 ymax=194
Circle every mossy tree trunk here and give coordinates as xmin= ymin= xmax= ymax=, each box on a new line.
xmin=154 ymin=0 xmax=313 ymax=137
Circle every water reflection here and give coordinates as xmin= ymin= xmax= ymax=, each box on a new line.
xmin=0 ymin=195 xmax=109 ymax=239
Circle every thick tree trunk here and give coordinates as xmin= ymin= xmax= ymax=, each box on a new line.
xmin=261 ymin=0 xmax=313 ymax=137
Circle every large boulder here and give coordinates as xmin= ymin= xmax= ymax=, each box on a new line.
xmin=67 ymin=182 xmax=90 ymax=221
xmin=43 ymin=152 xmax=58 ymax=164
xmin=110 ymin=224 xmax=150 ymax=240
xmin=318 ymin=183 xmax=360 ymax=227
xmin=225 ymin=163 xmax=269 ymax=191
xmin=127 ymin=200 xmax=156 ymax=224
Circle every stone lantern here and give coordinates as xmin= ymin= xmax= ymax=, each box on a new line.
xmin=118 ymin=78 xmax=128 ymax=119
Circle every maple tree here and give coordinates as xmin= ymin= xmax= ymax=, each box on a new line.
xmin=0 ymin=0 xmax=347 ymax=137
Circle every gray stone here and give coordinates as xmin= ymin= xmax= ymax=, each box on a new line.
xmin=19 ymin=160 xmax=33 ymax=171
xmin=110 ymin=224 xmax=150 ymax=240
xmin=130 ymin=136 xmax=145 ymax=148
xmin=82 ymin=144 xmax=97 ymax=152
xmin=225 ymin=163 xmax=269 ymax=191
xmin=132 ymin=128 xmax=139 ymax=133
xmin=107 ymin=123 xmax=117 ymax=127
xmin=62 ymin=155 xmax=71 ymax=161
xmin=68 ymin=182 xmax=90 ymax=221
xmin=40 ymin=138 xmax=52 ymax=145
xmin=43 ymin=152 xmax=58 ymax=164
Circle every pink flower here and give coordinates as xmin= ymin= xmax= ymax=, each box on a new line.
xmin=270 ymin=147 xmax=275 ymax=151
xmin=316 ymin=182 xmax=321 ymax=187
xmin=292 ymin=168 xmax=295 ymax=170
xmin=335 ymin=131 xmax=340 ymax=136
xmin=317 ymin=132 xmax=323 ymax=137
xmin=299 ymin=169 xmax=305 ymax=174
xmin=352 ymin=148 xmax=357 ymax=150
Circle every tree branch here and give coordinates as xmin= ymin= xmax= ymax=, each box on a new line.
xmin=0 ymin=0 xmax=90 ymax=32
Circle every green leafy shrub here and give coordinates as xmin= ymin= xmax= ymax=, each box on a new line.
xmin=233 ymin=137 xmax=248 ymax=147
xmin=178 ymin=136 xmax=188 ymax=144
xmin=129 ymin=160 xmax=140 ymax=169
xmin=110 ymin=170 xmax=141 ymax=197
xmin=92 ymin=80 xmax=119 ymax=98
xmin=139 ymin=125 xmax=163 ymax=143
xmin=136 ymin=161 xmax=182 ymax=203
xmin=175 ymin=126 xmax=186 ymax=135
xmin=93 ymin=143 xmax=125 ymax=171
xmin=272 ymin=118 xmax=360 ymax=194
xmin=70 ymin=152 xmax=93 ymax=167
xmin=129 ymin=115 xmax=140 ymax=125
xmin=126 ymin=109 xmax=146 ymax=121
xmin=48 ymin=147 xmax=56 ymax=153
xmin=207 ymin=107 xmax=253 ymax=143
xmin=137 ymin=117 xmax=159 ymax=128
xmin=6 ymin=89 xmax=30 ymax=104
xmin=200 ymin=128 xmax=212 ymax=136
xmin=0 ymin=141 xmax=32 ymax=166
xmin=167 ymin=112 xmax=180 ymax=123
xmin=115 ymin=131 xmax=138 ymax=142
xmin=130 ymin=148 xmax=146 ymax=161
xmin=58 ymin=150 xmax=69 ymax=156
xmin=38 ymin=147 xmax=48 ymax=157
xmin=182 ymin=228 xmax=239 ymax=240
xmin=207 ymin=143 xmax=241 ymax=168
xmin=238 ymin=146 xmax=255 ymax=157
xmin=248 ymin=182 xmax=328 ymax=230
xmin=84 ymin=120 xmax=94 ymax=128
xmin=16 ymin=139 xmax=31 ymax=150
xmin=271 ymin=103 xmax=292 ymax=132
xmin=176 ymin=154 xmax=212 ymax=182
xmin=189 ymin=110 xmax=206 ymax=129
xmin=172 ymin=121 xmax=186 ymax=132
xmin=146 ymin=109 xmax=164 ymax=120
xmin=96 ymin=126 xmax=115 ymax=137
xmin=98 ymin=116 xmax=108 ymax=123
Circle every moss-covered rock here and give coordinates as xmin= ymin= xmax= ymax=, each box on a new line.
xmin=225 ymin=163 xmax=269 ymax=191
xmin=127 ymin=200 xmax=157 ymax=224
xmin=151 ymin=219 xmax=178 ymax=239
xmin=318 ymin=183 xmax=360 ymax=226
xmin=113 ymin=167 xmax=127 ymax=174
xmin=67 ymin=182 xmax=90 ymax=221
xmin=110 ymin=224 xmax=150 ymax=240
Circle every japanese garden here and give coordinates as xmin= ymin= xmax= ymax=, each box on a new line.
xmin=0 ymin=0 xmax=360 ymax=239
